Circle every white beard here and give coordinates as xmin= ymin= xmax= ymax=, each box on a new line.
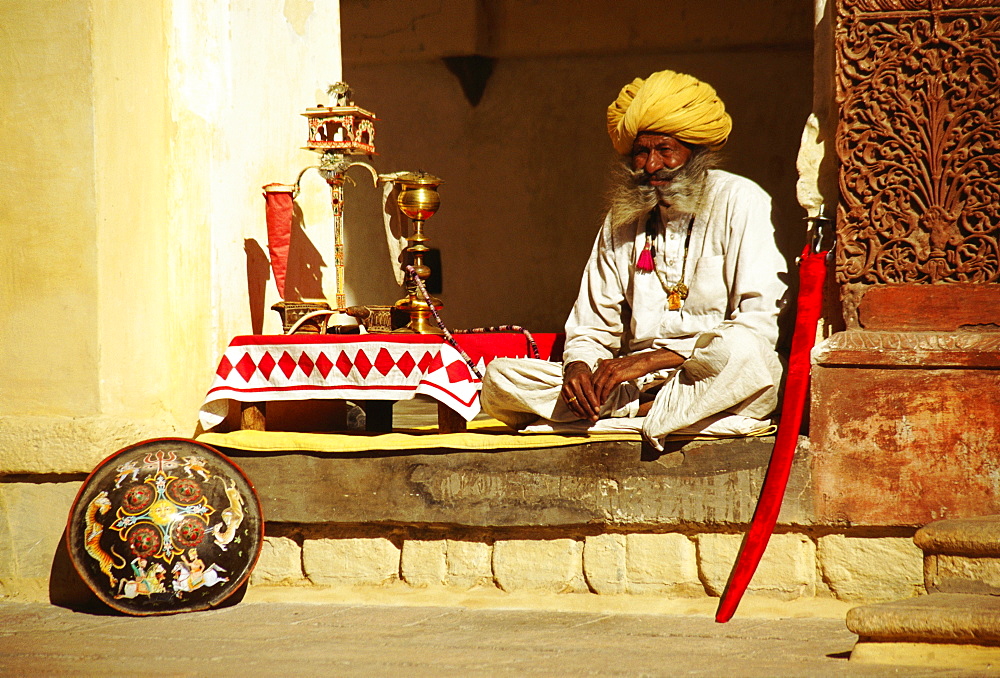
xmin=606 ymin=149 xmax=718 ymax=231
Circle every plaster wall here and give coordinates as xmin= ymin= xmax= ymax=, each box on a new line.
xmin=0 ymin=0 xmax=344 ymax=473
xmin=1 ymin=1 xmax=100 ymax=416
xmin=99 ymin=0 xmax=344 ymax=424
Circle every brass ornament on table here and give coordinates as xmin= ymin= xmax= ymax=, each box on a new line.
xmin=391 ymin=171 xmax=446 ymax=334
xmin=267 ymin=82 xmax=452 ymax=334
xmin=270 ymin=300 xmax=333 ymax=334
xmin=344 ymin=304 xmax=408 ymax=333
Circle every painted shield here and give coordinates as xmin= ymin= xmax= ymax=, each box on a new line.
xmin=66 ymin=438 xmax=263 ymax=615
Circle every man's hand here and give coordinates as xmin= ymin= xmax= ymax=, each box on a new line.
xmin=562 ymin=350 xmax=685 ymax=422
xmin=592 ymin=351 xmax=682 ymax=403
xmin=561 ymin=361 xmax=601 ymax=422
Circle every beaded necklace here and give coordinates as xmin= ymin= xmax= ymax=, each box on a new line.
xmin=636 ymin=211 xmax=695 ymax=311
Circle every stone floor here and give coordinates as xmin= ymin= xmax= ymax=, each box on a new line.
xmin=0 ymin=599 xmax=982 ymax=676
xmin=393 ymin=393 xmax=488 ymax=427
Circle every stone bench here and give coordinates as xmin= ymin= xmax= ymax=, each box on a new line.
xmin=223 ymin=434 xmax=806 ymax=528
xmin=203 ymin=426 xmax=919 ymax=603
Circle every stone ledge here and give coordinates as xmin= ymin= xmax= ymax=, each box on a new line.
xmin=850 ymin=641 xmax=1000 ymax=670
xmin=847 ymin=593 xmax=1000 ymax=644
xmin=917 ymin=516 xmax=1000 ymax=596
xmin=857 ymin=285 xmax=1000 ymax=334
xmin=812 ymin=330 xmax=1000 ymax=368
xmin=925 ymin=554 xmax=1000 ymax=596
xmin=915 ymin=516 xmax=1000 ymax=557
xmin=221 ymin=436 xmax=814 ymax=528
xmin=0 ymin=415 xmax=181 ymax=475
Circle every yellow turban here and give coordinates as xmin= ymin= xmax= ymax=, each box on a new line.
xmin=607 ymin=70 xmax=732 ymax=155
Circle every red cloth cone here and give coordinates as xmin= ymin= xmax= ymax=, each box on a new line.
xmin=263 ymin=184 xmax=295 ymax=299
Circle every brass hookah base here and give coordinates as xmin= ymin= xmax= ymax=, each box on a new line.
xmin=393 ymin=280 xmax=444 ymax=335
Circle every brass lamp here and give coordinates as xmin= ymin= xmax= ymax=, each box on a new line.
xmin=392 ymin=171 xmax=444 ymax=334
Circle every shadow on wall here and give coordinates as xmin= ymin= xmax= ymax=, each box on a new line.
xmin=244 ymin=239 xmax=269 ymax=335
xmin=49 ymin=526 xmax=109 ymax=613
xmin=283 ymin=203 xmax=326 ymax=301
xmin=246 ymin=203 xmax=328 ymax=333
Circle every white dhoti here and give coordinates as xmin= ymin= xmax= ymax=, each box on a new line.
xmin=480 ymin=358 xmax=639 ymax=428
xmin=481 ymin=325 xmax=783 ymax=450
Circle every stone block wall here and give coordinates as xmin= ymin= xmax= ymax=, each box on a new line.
xmin=0 ymin=486 xmax=926 ymax=606
xmin=0 ymin=481 xmax=82 ymax=600
xmin=249 ymin=527 xmax=925 ymax=605
xmin=1 ymin=435 xmax=930 ymax=607
xmin=219 ymin=436 xmax=924 ymax=605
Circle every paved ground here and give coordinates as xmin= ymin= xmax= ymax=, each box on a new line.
xmin=0 ymin=599 xmax=984 ymax=677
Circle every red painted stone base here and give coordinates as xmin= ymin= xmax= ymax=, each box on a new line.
xmin=810 ymin=331 xmax=1000 ymax=526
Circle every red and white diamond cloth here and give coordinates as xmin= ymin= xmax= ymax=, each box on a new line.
xmin=199 ymin=334 xmax=482 ymax=431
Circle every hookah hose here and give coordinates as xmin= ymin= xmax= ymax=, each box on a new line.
xmin=404 ymin=266 xmax=541 ymax=380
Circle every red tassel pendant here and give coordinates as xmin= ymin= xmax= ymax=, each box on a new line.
xmin=636 ymin=237 xmax=655 ymax=272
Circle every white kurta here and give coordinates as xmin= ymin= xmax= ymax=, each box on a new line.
xmin=481 ymin=169 xmax=788 ymax=448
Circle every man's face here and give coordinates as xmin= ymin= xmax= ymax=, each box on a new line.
xmin=630 ymin=132 xmax=692 ymax=186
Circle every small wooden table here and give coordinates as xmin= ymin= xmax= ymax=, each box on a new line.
xmin=200 ymin=331 xmax=563 ymax=435
xmin=200 ymin=334 xmax=482 ymax=434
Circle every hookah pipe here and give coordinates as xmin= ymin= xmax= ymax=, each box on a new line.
xmin=276 ymin=156 xmax=542 ymax=373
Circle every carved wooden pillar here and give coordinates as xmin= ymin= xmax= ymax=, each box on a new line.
xmin=809 ymin=0 xmax=1000 ymax=526
xmin=835 ymin=0 xmax=1000 ymax=325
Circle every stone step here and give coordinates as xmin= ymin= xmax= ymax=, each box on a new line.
xmin=847 ymin=592 xmax=1000 ymax=669
xmin=916 ymin=515 xmax=1000 ymax=594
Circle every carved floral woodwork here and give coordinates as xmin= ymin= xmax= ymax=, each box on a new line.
xmin=835 ymin=0 xmax=1000 ymax=290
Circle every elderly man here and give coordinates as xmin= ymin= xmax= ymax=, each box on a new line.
xmin=480 ymin=69 xmax=788 ymax=450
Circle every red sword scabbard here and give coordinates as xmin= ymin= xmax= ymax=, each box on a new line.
xmin=715 ymin=245 xmax=829 ymax=623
